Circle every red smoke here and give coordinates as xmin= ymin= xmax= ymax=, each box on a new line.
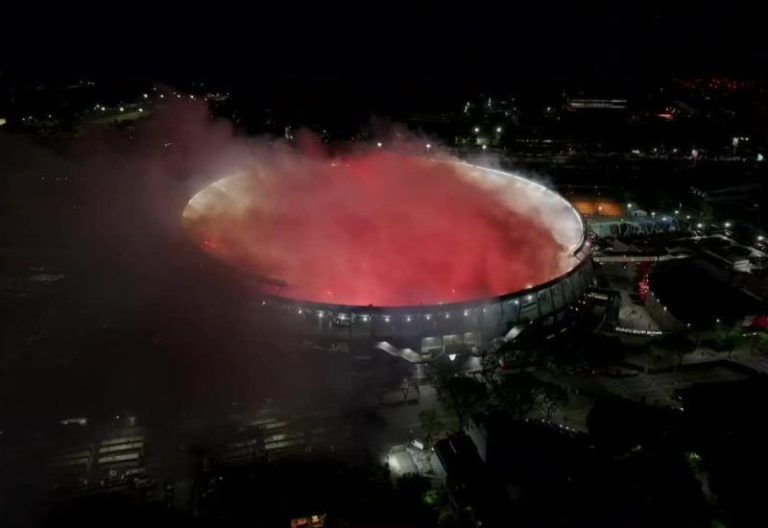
xmin=184 ymin=151 xmax=567 ymax=306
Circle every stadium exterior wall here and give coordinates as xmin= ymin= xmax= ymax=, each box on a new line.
xmin=257 ymin=245 xmax=593 ymax=353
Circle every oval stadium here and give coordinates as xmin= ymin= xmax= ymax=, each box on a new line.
xmin=182 ymin=153 xmax=593 ymax=356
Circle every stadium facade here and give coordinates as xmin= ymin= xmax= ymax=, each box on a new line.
xmin=184 ymin=161 xmax=593 ymax=355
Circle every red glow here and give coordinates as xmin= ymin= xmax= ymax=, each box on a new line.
xmin=637 ymin=261 xmax=651 ymax=303
xmin=184 ymin=152 xmax=571 ymax=306
xmin=747 ymin=315 xmax=768 ymax=330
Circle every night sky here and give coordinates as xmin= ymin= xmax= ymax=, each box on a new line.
xmin=2 ymin=1 xmax=767 ymax=99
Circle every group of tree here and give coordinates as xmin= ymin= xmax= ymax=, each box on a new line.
xmin=430 ymin=357 xmax=569 ymax=430
xmin=492 ymin=373 xmax=568 ymax=422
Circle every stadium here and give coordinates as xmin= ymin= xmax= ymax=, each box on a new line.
xmin=182 ymin=154 xmax=592 ymax=356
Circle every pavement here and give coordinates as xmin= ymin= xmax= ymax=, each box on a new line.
xmin=598 ymin=365 xmax=747 ymax=405
xmin=618 ymin=290 xmax=660 ymax=331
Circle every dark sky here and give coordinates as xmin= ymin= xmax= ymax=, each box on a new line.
xmin=2 ymin=1 xmax=767 ymax=100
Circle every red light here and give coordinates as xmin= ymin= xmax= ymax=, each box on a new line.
xmin=185 ymin=153 xmax=572 ymax=306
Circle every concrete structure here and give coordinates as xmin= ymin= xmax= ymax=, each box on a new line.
xmin=185 ymin=162 xmax=593 ymax=354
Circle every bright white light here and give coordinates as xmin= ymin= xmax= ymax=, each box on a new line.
xmin=406 ymin=316 xmax=412 ymax=322
xmin=425 ymin=143 xmax=431 ymax=149
xmin=384 ymin=315 xmax=391 ymax=323
xmin=297 ymin=309 xmax=303 ymax=314
xmin=496 ymin=126 xmax=502 ymax=133
xmin=448 ymin=354 xmax=457 ymax=361
xmin=724 ymin=222 xmax=732 ymax=228
xmin=473 ymin=126 xmax=480 ymax=133
xmin=758 ymin=235 xmax=765 ymax=241
xmin=696 ymin=223 xmax=704 ymax=229
xmin=318 ymin=311 xmax=324 ymax=318
xmin=138 ymin=108 xmax=144 ymax=112
xmin=142 ymin=93 xmax=148 ymax=99
xmin=674 ymin=210 xmax=679 ymax=214
xmin=426 ymin=314 xmax=431 ymax=320
xmin=160 ymin=94 xmax=165 ymax=99
xmin=377 ymin=142 xmax=383 ymax=148
xmin=119 ymin=106 xmax=125 ymax=112
xmin=651 ymin=211 xmax=656 ymax=216
xmin=627 ymin=203 xmax=633 ymax=208
xmin=445 ymin=313 xmax=451 ymax=319
xmin=481 ymin=144 xmax=487 ymax=150
xmin=526 ymin=294 xmax=533 ymax=301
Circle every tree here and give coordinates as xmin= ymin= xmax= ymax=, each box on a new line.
xmin=583 ymin=334 xmax=625 ymax=368
xmin=427 ymin=355 xmax=464 ymax=389
xmin=492 ymin=373 xmax=538 ymax=419
xmin=748 ymin=330 xmax=768 ymax=355
xmin=699 ymin=201 xmax=715 ymax=225
xmin=479 ymin=339 xmax=504 ymax=383
xmin=706 ymin=324 xmax=744 ymax=356
xmin=435 ymin=376 xmax=488 ymax=429
xmin=418 ymin=408 xmax=442 ymax=446
xmin=534 ymin=381 xmax=568 ymax=423
xmin=660 ymin=332 xmax=697 ymax=368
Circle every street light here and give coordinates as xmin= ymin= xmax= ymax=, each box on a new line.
xmin=496 ymin=126 xmax=502 ymax=133
xmin=473 ymin=126 xmax=480 ymax=133
xmin=724 ymin=222 xmax=732 ymax=228
xmin=377 ymin=142 xmax=383 ymax=148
